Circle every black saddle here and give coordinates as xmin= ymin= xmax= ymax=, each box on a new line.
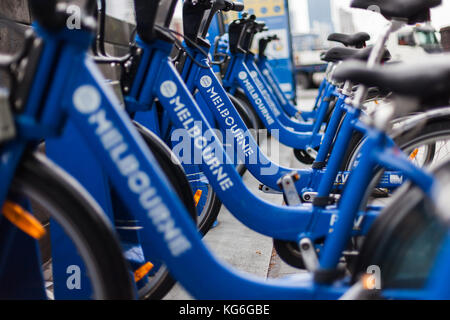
xmin=328 ymin=32 xmax=370 ymax=48
xmin=351 ymin=0 xmax=442 ymax=24
xmin=321 ymin=46 xmax=391 ymax=63
xmin=333 ymin=56 xmax=450 ymax=104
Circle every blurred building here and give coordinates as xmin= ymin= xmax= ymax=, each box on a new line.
xmin=440 ymin=26 xmax=450 ymax=51
xmin=307 ymin=0 xmax=334 ymax=43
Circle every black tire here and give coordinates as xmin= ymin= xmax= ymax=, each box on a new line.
xmin=134 ymin=122 xmax=198 ymax=300
xmin=340 ymin=119 xmax=450 ymax=203
xmin=197 ymin=185 xmax=221 ymax=235
xmin=235 ymin=88 xmax=265 ymax=131
xmin=336 ymin=119 xmax=450 ymax=283
xmin=160 ymin=124 xmax=223 ymax=237
xmin=350 ymin=161 xmax=450 ymax=293
xmin=5 ymin=152 xmax=135 ymax=299
xmin=135 ymin=122 xmax=197 ymax=223
xmin=228 ymin=93 xmax=260 ymax=175
xmin=323 ymin=96 xmax=337 ymax=127
xmin=293 ymin=148 xmax=316 ymax=165
xmin=273 ymin=239 xmax=305 ymax=269
xmin=341 ymin=119 xmax=450 ymax=175
xmin=228 ymin=94 xmax=260 ymax=133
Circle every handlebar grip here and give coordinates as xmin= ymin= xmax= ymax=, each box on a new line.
xmin=232 ymin=2 xmax=245 ymax=12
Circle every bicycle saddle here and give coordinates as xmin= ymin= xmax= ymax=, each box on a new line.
xmin=327 ymin=32 xmax=370 ymax=48
xmin=333 ymin=56 xmax=450 ymax=103
xmin=29 ymin=0 xmax=67 ymax=30
xmin=351 ymin=0 xmax=442 ymax=24
xmin=321 ymin=46 xmax=391 ymax=63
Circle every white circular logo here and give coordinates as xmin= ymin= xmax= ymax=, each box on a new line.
xmin=262 ymin=69 xmax=269 ymax=76
xmin=73 ymin=85 xmax=101 ymax=114
xmin=238 ymin=71 xmax=248 ymax=80
xmin=200 ymin=75 xmax=213 ymax=88
xmin=250 ymin=71 xmax=258 ymax=78
xmin=160 ymin=81 xmax=178 ymax=98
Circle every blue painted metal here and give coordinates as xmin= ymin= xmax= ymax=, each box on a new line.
xmin=245 ymin=55 xmax=316 ymax=131
xmin=242 ymin=0 xmax=296 ymax=99
xmin=2 ymin=6 xmax=450 ymax=300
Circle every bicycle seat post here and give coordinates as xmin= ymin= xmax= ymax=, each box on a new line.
xmin=352 ymin=20 xmax=404 ymax=109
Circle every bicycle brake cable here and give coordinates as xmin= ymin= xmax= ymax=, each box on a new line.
xmin=154 ymin=25 xmax=212 ymax=69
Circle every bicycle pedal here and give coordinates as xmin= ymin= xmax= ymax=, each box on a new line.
xmin=302 ymin=192 xmax=340 ymax=204
xmin=306 ymin=147 xmax=318 ymax=160
xmin=299 ymin=238 xmax=319 ymax=272
xmin=258 ymin=184 xmax=282 ymax=194
xmin=277 ymin=172 xmax=301 ymax=206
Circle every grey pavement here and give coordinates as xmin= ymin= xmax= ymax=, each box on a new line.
xmin=164 ymin=90 xmax=317 ymax=299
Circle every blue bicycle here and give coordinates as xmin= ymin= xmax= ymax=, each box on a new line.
xmin=118 ymin=0 xmax=450 ymax=271
xmin=2 ymin=0 xmax=450 ymax=300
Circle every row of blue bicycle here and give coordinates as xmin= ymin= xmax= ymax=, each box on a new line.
xmin=1 ymin=0 xmax=450 ymax=299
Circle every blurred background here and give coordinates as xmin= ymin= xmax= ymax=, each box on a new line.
xmin=2 ymin=0 xmax=450 ymax=92
xmin=7 ymin=0 xmax=445 ymax=91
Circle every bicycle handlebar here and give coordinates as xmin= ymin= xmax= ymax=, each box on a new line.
xmin=186 ymin=0 xmax=243 ymax=12
xmin=259 ymin=35 xmax=279 ymax=57
xmin=184 ymin=0 xmax=245 ymax=48
xmin=225 ymin=1 xmax=245 ymax=12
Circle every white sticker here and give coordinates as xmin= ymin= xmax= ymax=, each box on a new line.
xmin=389 ymin=174 xmax=403 ymax=184
xmin=160 ymin=81 xmax=178 ymax=98
xmin=73 ymin=85 xmax=101 ymax=114
xmin=199 ymin=75 xmax=213 ymax=88
xmin=238 ymin=71 xmax=248 ymax=80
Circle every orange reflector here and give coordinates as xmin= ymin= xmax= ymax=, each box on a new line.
xmin=134 ymin=262 xmax=154 ymax=282
xmin=409 ymin=148 xmax=419 ymax=160
xmin=193 ymin=190 xmax=203 ymax=207
xmin=361 ymin=274 xmax=375 ymax=290
xmin=374 ymin=100 xmax=379 ymax=105
xmin=2 ymin=201 xmax=46 ymax=240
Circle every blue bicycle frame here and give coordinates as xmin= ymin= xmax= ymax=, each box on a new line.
xmin=1 ymin=21 xmax=449 ymax=299
xmin=216 ymin=33 xmax=321 ymax=122
xmin=256 ymin=53 xmax=324 ymax=121
xmin=244 ymin=54 xmax=318 ymax=132
xmin=222 ymin=52 xmax=322 ymax=150
xmin=124 ymin=37 xmax=417 ymax=256
xmin=177 ymin=46 xmax=404 ymax=198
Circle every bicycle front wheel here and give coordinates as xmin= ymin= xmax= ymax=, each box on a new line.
xmin=1 ymin=152 xmax=134 ymax=300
